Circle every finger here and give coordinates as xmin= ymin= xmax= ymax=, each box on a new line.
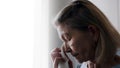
xmin=50 ymin=48 xmax=62 ymax=61
xmin=94 ymin=64 xmax=96 ymax=68
xmin=51 ymin=52 xmax=62 ymax=62
xmin=52 ymin=48 xmax=61 ymax=52
xmin=53 ymin=57 xmax=65 ymax=68
xmin=87 ymin=61 xmax=94 ymax=68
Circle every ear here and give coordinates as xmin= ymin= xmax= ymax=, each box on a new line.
xmin=88 ymin=25 xmax=99 ymax=42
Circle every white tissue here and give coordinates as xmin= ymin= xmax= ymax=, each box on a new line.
xmin=58 ymin=51 xmax=69 ymax=68
xmin=58 ymin=50 xmax=88 ymax=68
xmin=80 ymin=62 xmax=88 ymax=68
xmin=58 ymin=61 xmax=69 ymax=68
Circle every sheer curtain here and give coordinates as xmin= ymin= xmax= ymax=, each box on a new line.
xmin=34 ymin=0 xmax=49 ymax=68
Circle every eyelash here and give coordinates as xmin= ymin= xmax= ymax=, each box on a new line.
xmin=65 ymin=36 xmax=69 ymax=41
xmin=62 ymin=34 xmax=71 ymax=41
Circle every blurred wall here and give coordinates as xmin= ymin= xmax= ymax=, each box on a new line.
xmin=89 ymin=0 xmax=119 ymax=31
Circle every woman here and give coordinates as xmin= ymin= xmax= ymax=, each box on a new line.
xmin=50 ymin=0 xmax=120 ymax=68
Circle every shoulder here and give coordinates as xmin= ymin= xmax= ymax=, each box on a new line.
xmin=112 ymin=55 xmax=120 ymax=68
xmin=112 ymin=64 xmax=120 ymax=68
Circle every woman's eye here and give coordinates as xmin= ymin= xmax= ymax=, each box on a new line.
xmin=64 ymin=36 xmax=69 ymax=41
xmin=64 ymin=34 xmax=71 ymax=41
xmin=61 ymin=33 xmax=71 ymax=42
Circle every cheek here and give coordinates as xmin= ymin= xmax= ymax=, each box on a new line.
xmin=68 ymin=37 xmax=93 ymax=53
xmin=68 ymin=39 xmax=85 ymax=52
xmin=69 ymin=37 xmax=86 ymax=47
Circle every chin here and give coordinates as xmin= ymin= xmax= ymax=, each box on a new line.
xmin=76 ymin=57 xmax=89 ymax=63
xmin=76 ymin=58 xmax=85 ymax=63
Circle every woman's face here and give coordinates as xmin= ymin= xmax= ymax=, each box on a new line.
xmin=56 ymin=24 xmax=97 ymax=63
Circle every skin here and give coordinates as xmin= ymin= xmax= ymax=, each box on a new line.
xmin=51 ymin=24 xmax=100 ymax=68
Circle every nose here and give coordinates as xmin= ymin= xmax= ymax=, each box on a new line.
xmin=65 ymin=44 xmax=72 ymax=52
xmin=66 ymin=47 xmax=72 ymax=52
xmin=62 ymin=42 xmax=72 ymax=53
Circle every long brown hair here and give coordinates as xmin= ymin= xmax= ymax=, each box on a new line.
xmin=53 ymin=0 xmax=120 ymax=67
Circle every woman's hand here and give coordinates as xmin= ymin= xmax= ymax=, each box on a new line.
xmin=87 ymin=61 xmax=96 ymax=68
xmin=50 ymin=46 xmax=73 ymax=68
xmin=50 ymin=48 xmax=65 ymax=68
